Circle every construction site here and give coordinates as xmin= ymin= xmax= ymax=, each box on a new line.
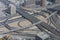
xmin=0 ymin=0 xmax=60 ymax=40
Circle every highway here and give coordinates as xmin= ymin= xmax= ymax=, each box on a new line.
xmin=0 ymin=0 xmax=60 ymax=38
